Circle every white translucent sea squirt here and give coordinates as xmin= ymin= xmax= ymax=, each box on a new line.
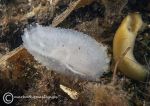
xmin=22 ymin=24 xmax=110 ymax=80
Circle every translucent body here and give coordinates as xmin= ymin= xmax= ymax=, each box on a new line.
xmin=22 ymin=24 xmax=110 ymax=80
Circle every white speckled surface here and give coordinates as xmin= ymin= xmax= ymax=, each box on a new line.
xmin=22 ymin=24 xmax=110 ymax=80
